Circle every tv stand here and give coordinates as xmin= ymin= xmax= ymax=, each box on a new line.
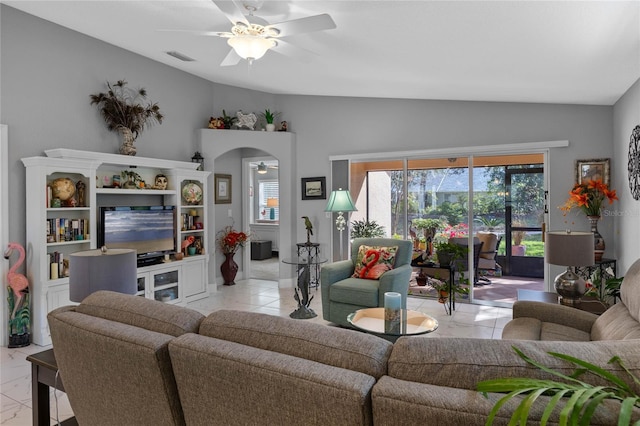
xmin=22 ymin=149 xmax=211 ymax=346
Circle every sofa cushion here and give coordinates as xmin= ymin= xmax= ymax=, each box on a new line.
xmin=372 ymin=376 xmax=633 ymax=426
xmin=48 ymin=307 xmax=185 ymax=426
xmin=352 ymin=245 xmax=398 ymax=280
xmin=591 ymin=303 xmax=640 ymax=340
xmin=387 ymin=337 xmax=640 ymax=393
xmin=170 ymin=333 xmax=376 ymax=426
xmin=75 ymin=290 xmax=204 ymax=337
xmin=330 ymin=277 xmax=380 ymax=307
xmin=199 ymin=310 xmax=392 ymax=379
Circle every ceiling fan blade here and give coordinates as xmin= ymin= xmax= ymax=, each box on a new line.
xmin=158 ymin=29 xmax=232 ymax=38
xmin=220 ymin=48 xmax=242 ymax=67
xmin=212 ymin=0 xmax=249 ymax=26
xmin=271 ymin=39 xmax=316 ymax=63
xmin=266 ymin=14 xmax=336 ymax=37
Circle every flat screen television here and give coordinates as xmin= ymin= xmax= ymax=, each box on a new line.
xmin=99 ymin=206 xmax=176 ymax=265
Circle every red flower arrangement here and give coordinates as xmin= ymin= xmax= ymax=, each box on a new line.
xmin=560 ymin=179 xmax=618 ymax=217
xmin=216 ymin=225 xmax=249 ymax=254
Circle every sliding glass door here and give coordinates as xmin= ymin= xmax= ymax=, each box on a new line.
xmin=347 ymin=152 xmax=546 ymax=307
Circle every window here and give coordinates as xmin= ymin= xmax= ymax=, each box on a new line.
xmin=259 ymin=180 xmax=279 ymax=221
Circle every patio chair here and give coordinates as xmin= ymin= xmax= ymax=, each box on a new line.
xmin=476 ymin=232 xmax=502 ymax=284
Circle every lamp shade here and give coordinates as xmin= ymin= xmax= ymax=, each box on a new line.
xmin=228 ymin=36 xmax=275 ymax=60
xmin=546 ymin=231 xmax=594 ymax=267
xmin=325 ymin=189 xmax=357 ymax=213
xmin=69 ymin=248 xmax=137 ymax=302
xmin=266 ymin=197 xmax=279 ymax=208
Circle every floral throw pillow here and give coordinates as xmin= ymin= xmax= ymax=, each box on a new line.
xmin=352 ymin=245 xmax=398 ymax=280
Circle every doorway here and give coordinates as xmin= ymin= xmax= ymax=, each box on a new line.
xmin=246 ymin=157 xmax=280 ymax=281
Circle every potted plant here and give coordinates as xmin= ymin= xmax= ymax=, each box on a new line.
xmin=478 ymin=347 xmax=640 ymax=425
xmin=351 ymin=219 xmax=385 ymax=239
xmin=431 ymin=280 xmax=450 ymax=303
xmin=260 ymin=109 xmax=279 ymax=132
xmin=412 ymin=218 xmax=443 ymax=254
xmin=90 ymin=80 xmax=164 ymax=156
xmin=433 ymin=241 xmax=468 ymax=268
xmin=120 ymin=170 xmax=143 ymax=189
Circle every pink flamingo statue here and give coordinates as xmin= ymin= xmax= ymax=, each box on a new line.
xmin=181 ymin=235 xmax=195 ymax=254
xmin=4 ymin=242 xmax=29 ymax=319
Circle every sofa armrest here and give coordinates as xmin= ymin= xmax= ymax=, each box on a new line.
xmin=320 ymin=260 xmax=355 ymax=319
xmin=512 ymin=300 xmax=598 ymax=333
xmin=388 ymin=337 xmax=640 ymax=393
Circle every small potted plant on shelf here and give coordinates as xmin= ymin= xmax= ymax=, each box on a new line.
xmin=120 ymin=170 xmax=143 ymax=189
xmin=260 ymin=109 xmax=280 ymax=132
xmin=350 ymin=219 xmax=385 ymax=239
xmin=89 ymin=80 xmax=164 ymax=156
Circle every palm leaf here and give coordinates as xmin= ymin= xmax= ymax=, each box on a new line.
xmin=478 ymin=346 xmax=640 ymax=425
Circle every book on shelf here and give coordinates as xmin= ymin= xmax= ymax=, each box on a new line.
xmin=46 ymin=218 xmax=89 ymax=242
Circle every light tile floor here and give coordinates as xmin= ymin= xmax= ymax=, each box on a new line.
xmin=0 ymin=278 xmax=513 ymax=425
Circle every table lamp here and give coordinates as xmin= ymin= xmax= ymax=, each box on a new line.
xmin=69 ymin=247 xmax=137 ymax=303
xmin=266 ymin=197 xmax=278 ymax=220
xmin=325 ymin=188 xmax=357 ymax=260
xmin=546 ymin=231 xmax=594 ymax=306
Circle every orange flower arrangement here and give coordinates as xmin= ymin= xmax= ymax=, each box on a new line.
xmin=560 ymin=179 xmax=618 ymax=217
xmin=216 ymin=225 xmax=249 ymax=254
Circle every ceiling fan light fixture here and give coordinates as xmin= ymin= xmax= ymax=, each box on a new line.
xmin=257 ymin=162 xmax=268 ymax=174
xmin=227 ymin=34 xmax=275 ymax=61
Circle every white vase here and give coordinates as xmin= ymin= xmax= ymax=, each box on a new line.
xmin=266 ymin=123 xmax=276 ymax=132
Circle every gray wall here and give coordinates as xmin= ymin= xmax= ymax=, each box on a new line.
xmin=3 ymin=5 xmax=639 ymax=280
xmin=613 ymin=77 xmax=640 ymax=272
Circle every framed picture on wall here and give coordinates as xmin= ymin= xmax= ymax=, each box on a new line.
xmin=301 ymin=177 xmax=326 ymax=200
xmin=575 ymin=158 xmax=610 ymax=186
xmin=214 ymin=174 xmax=232 ymax=204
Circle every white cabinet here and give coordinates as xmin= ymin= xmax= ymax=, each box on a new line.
xmin=22 ymin=149 xmax=211 ymax=346
xmin=182 ymin=256 xmax=207 ymax=301
xmin=137 ymin=264 xmax=181 ymax=303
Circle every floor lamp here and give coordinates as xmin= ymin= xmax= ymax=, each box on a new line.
xmin=325 ymin=188 xmax=357 ymax=260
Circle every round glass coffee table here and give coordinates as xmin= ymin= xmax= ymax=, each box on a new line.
xmin=347 ymin=308 xmax=438 ymax=341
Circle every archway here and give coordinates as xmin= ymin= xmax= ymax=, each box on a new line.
xmin=199 ymin=129 xmax=296 ymax=288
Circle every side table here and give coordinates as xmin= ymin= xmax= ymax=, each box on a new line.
xmin=282 ymin=256 xmax=327 ymax=319
xmin=26 ymin=349 xmax=78 ymax=426
xmin=517 ymin=289 xmax=607 ymax=315
xmin=410 ymin=258 xmax=456 ymax=315
xmin=296 ymin=242 xmax=320 ymax=288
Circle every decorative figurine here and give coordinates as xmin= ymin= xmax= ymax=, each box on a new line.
xmin=302 ymin=216 xmax=313 ymax=244
xmin=235 ymin=111 xmax=257 ymax=130
xmin=153 ymin=174 xmax=168 ymax=190
xmin=279 ymin=121 xmax=288 ymax=132
xmin=76 ymin=180 xmax=86 ymax=207
xmin=4 ymin=242 xmax=30 ymax=348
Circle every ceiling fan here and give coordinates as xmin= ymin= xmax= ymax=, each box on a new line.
xmin=195 ymin=1 xmax=336 ymax=66
xmin=256 ymin=161 xmax=278 ymax=174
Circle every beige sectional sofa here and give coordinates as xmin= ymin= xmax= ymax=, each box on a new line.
xmin=48 ymin=290 xmax=640 ymax=425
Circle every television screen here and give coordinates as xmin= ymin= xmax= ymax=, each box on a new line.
xmin=99 ymin=206 xmax=176 ymax=258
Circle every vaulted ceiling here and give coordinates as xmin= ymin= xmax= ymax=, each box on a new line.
xmin=5 ymin=1 xmax=640 ymax=105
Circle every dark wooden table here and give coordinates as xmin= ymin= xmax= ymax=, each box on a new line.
xmin=26 ymin=349 xmax=77 ymax=426
xmin=517 ymin=289 xmax=607 ymax=315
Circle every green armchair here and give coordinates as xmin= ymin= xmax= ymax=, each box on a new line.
xmin=320 ymin=238 xmax=413 ymax=326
